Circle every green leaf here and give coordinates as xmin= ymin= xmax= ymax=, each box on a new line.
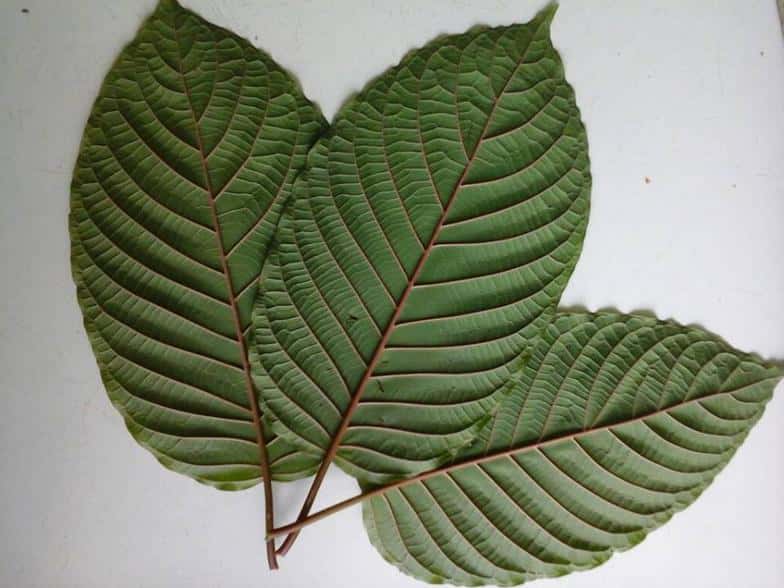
xmin=70 ymin=0 xmax=325 ymax=489
xmin=362 ymin=311 xmax=783 ymax=586
xmin=252 ymin=5 xmax=590 ymax=484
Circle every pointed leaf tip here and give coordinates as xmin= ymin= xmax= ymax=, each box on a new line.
xmin=535 ymin=2 xmax=559 ymax=28
xmin=774 ymin=361 xmax=784 ymax=380
xmin=152 ymin=0 xmax=181 ymax=19
xmin=154 ymin=0 xmax=185 ymax=16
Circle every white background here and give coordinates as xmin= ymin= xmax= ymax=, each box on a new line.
xmin=1 ymin=1 xmax=783 ymax=587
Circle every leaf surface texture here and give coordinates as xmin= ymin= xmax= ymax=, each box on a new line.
xmin=362 ymin=311 xmax=783 ymax=585
xmin=252 ymin=6 xmax=591 ymax=483
xmin=70 ymin=0 xmax=325 ymax=489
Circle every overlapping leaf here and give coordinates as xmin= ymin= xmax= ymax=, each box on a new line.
xmin=70 ymin=0 xmax=325 ymax=489
xmin=252 ymin=6 xmax=591 ymax=484
xmin=71 ymin=1 xmax=782 ymax=583
xmin=362 ymin=311 xmax=783 ymax=585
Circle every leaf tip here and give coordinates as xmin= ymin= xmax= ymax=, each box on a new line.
xmin=772 ymin=359 xmax=784 ymax=381
xmin=155 ymin=0 xmax=183 ymax=14
xmin=536 ymin=1 xmax=559 ymax=28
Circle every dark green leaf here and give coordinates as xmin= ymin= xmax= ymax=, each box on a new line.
xmin=363 ymin=311 xmax=782 ymax=585
xmin=252 ymin=5 xmax=590 ymax=484
xmin=70 ymin=0 xmax=325 ymax=489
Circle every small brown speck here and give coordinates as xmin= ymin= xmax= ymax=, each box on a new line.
xmin=644 ymin=177 xmax=651 ymax=184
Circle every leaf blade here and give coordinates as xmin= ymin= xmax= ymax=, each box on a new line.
xmin=253 ymin=5 xmax=591 ymax=484
xmin=362 ymin=311 xmax=783 ymax=585
xmin=70 ymin=0 xmax=325 ymax=489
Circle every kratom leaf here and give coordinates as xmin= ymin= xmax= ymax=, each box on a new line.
xmin=70 ymin=0 xmax=325 ymax=489
xmin=252 ymin=5 xmax=590 ymax=485
xmin=362 ymin=311 xmax=783 ymax=586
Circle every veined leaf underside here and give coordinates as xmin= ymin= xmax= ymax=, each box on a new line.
xmin=362 ymin=311 xmax=783 ymax=586
xmin=70 ymin=0 xmax=325 ymax=489
xmin=253 ymin=4 xmax=591 ymax=486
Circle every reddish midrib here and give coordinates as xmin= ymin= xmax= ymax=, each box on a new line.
xmin=278 ymin=66 xmax=522 ymax=554
xmin=172 ymin=25 xmax=279 ymax=570
xmin=267 ymin=377 xmax=779 ymax=540
xmin=277 ymin=162 xmax=469 ymax=554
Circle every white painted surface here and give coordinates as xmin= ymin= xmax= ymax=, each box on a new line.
xmin=1 ymin=1 xmax=782 ymax=586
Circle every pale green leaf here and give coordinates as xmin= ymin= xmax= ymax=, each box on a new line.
xmin=362 ymin=311 xmax=783 ymax=585
xmin=252 ymin=5 xmax=590 ymax=484
xmin=70 ymin=0 xmax=325 ymax=489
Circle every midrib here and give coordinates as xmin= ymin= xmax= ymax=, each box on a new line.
xmin=280 ymin=32 xmax=544 ymax=552
xmin=172 ymin=21 xmax=278 ymax=569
